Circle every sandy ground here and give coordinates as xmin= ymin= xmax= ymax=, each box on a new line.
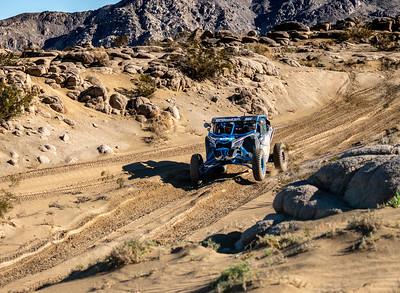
xmin=0 ymin=44 xmax=400 ymax=292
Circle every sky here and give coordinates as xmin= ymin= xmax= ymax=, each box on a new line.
xmin=0 ymin=0 xmax=120 ymax=20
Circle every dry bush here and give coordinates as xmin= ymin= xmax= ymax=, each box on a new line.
xmin=144 ymin=113 xmax=172 ymax=144
xmin=113 ymin=35 xmax=129 ymax=47
xmin=106 ymin=240 xmax=154 ymax=268
xmin=134 ymin=74 xmax=156 ymax=97
xmin=0 ymin=52 xmax=20 ymax=67
xmin=179 ymin=41 xmax=233 ymax=81
xmin=338 ymin=27 xmax=374 ymax=43
xmin=347 ymin=213 xmax=382 ymax=237
xmin=0 ymin=84 xmax=34 ymax=121
xmin=0 ymin=190 xmax=14 ymax=218
xmin=8 ymin=174 xmax=22 ymax=188
xmin=246 ymin=43 xmax=272 ymax=58
xmin=213 ymin=262 xmax=254 ymax=293
xmin=372 ymin=33 xmax=399 ymax=51
xmin=388 ymin=191 xmax=400 ymax=208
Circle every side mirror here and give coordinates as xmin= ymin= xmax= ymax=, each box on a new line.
xmin=204 ymin=122 xmax=211 ymax=130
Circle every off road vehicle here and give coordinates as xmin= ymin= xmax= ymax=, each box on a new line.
xmin=190 ymin=115 xmax=288 ymax=185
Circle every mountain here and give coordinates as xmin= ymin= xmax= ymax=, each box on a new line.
xmin=0 ymin=0 xmax=399 ymax=51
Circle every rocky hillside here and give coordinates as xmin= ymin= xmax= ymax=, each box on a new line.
xmin=1 ymin=0 xmax=400 ymax=50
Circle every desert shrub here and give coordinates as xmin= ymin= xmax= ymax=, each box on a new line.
xmin=116 ymin=177 xmax=125 ymax=189
xmin=106 ymin=240 xmax=153 ymax=268
xmin=338 ymin=27 xmax=374 ymax=43
xmin=347 ymin=213 xmax=382 ymax=237
xmin=387 ymin=191 xmax=400 ymax=208
xmin=202 ymin=238 xmax=221 ymax=251
xmin=113 ymin=35 xmax=129 ymax=47
xmin=0 ymin=52 xmax=20 ymax=67
xmin=245 ymin=43 xmax=272 ymax=58
xmin=9 ymin=174 xmax=22 ymax=188
xmin=372 ymin=33 xmax=399 ymax=51
xmin=134 ymin=74 xmax=156 ymax=97
xmin=257 ymin=234 xmax=303 ymax=250
xmin=144 ymin=114 xmax=172 ymax=144
xmin=179 ymin=41 xmax=233 ymax=81
xmin=213 ymin=262 xmax=253 ymax=292
xmin=0 ymin=84 xmax=34 ymax=121
xmin=0 ymin=190 xmax=14 ymax=218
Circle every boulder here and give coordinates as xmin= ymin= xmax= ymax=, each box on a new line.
xmin=267 ymin=31 xmax=290 ymax=40
xmin=242 ymin=36 xmax=258 ymax=43
xmin=37 ymin=155 xmax=50 ymax=164
xmin=39 ymin=144 xmax=57 ymax=153
xmin=137 ymin=103 xmax=160 ymax=119
xmin=344 ymin=157 xmax=400 ymax=208
xmin=259 ymin=37 xmax=279 ymax=47
xmin=274 ymin=21 xmax=310 ymax=32
xmin=273 ymin=182 xmax=346 ymax=220
xmin=26 ymin=65 xmax=47 ymax=77
xmin=308 ymin=155 xmax=392 ymax=197
xmin=167 ymin=105 xmax=180 ymax=120
xmin=79 ymin=85 xmax=108 ymax=100
xmin=97 ymin=144 xmax=113 ymax=154
xmin=109 ymin=93 xmax=128 ymax=111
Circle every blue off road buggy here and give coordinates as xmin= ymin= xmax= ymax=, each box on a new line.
xmin=190 ymin=115 xmax=288 ymax=185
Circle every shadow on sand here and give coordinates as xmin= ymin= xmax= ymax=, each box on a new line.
xmin=122 ymin=160 xmax=257 ymax=191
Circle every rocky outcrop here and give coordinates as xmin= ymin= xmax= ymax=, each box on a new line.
xmin=273 ymin=145 xmax=400 ymax=220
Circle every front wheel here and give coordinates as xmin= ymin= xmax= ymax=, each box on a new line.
xmin=273 ymin=143 xmax=288 ymax=172
xmin=190 ymin=154 xmax=204 ymax=185
xmin=252 ymin=148 xmax=267 ymax=181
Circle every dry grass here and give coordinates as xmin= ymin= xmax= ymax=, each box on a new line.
xmin=347 ymin=213 xmax=382 ymax=237
xmin=134 ymin=74 xmax=156 ymax=97
xmin=0 ymin=52 xmax=20 ymax=67
xmin=106 ymin=240 xmax=154 ymax=269
xmin=0 ymin=190 xmax=14 ymax=218
xmin=245 ymin=43 xmax=272 ymax=58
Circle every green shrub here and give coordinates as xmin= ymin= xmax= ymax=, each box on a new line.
xmin=387 ymin=191 xmax=400 ymax=208
xmin=134 ymin=74 xmax=156 ymax=97
xmin=179 ymin=41 xmax=233 ymax=81
xmin=214 ymin=262 xmax=253 ymax=292
xmin=0 ymin=84 xmax=34 ymax=121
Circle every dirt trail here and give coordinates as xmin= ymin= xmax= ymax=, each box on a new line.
xmin=1 ymin=71 xmax=400 ymax=291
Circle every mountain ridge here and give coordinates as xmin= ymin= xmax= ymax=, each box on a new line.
xmin=0 ymin=0 xmax=399 ymax=50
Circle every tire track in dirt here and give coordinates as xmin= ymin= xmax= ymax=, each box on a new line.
xmin=0 ymin=144 xmax=203 ymax=184
xmin=0 ymin=182 xmax=190 ymax=287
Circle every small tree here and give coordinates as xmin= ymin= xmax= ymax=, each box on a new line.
xmin=0 ymin=84 xmax=34 ymax=121
xmin=180 ymin=42 xmax=233 ymax=81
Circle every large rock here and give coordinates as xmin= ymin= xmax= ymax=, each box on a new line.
xmin=79 ymin=85 xmax=108 ymax=101
xmin=109 ymin=93 xmax=128 ymax=111
xmin=308 ymin=155 xmax=392 ymax=196
xmin=137 ymin=103 xmax=160 ymax=119
xmin=26 ymin=65 xmax=47 ymax=77
xmin=274 ymin=21 xmax=310 ymax=32
xmin=344 ymin=157 xmax=400 ymax=208
xmin=273 ymin=183 xmax=346 ymax=220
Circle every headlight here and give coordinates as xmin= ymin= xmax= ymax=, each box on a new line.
xmin=232 ymin=139 xmax=244 ymax=149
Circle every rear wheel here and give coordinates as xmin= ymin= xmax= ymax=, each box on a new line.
xmin=252 ymin=148 xmax=267 ymax=181
xmin=190 ymin=154 xmax=203 ymax=185
xmin=273 ymin=143 xmax=288 ymax=172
